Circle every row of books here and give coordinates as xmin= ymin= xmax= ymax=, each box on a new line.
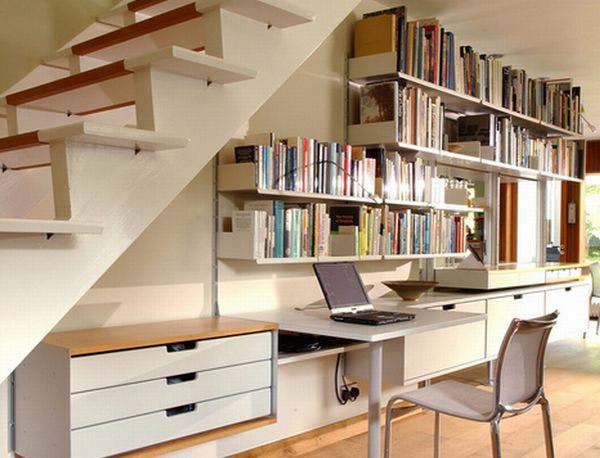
xmin=234 ymin=136 xmax=377 ymax=199
xmin=230 ymin=202 xmax=470 ymax=259
xmin=382 ymin=153 xmax=432 ymax=202
xmin=360 ymin=81 xmax=445 ymax=148
xmin=542 ymin=139 xmax=581 ymax=178
xmin=383 ymin=208 xmax=468 ymax=255
xmin=233 ymin=201 xmax=331 ymax=258
xmin=354 ymin=5 xmax=583 ymax=134
xmin=456 ymin=114 xmax=581 ymax=176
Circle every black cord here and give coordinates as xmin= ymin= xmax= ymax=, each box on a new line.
xmin=267 ymin=159 xmax=383 ymax=205
xmin=334 ymin=353 xmax=348 ymax=405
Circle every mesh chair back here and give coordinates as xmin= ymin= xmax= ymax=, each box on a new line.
xmin=590 ymin=263 xmax=600 ymax=296
xmin=494 ymin=311 xmax=558 ymax=407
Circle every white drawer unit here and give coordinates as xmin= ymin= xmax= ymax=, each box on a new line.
xmin=545 ymin=284 xmax=590 ymax=342
xmin=487 ymin=291 xmax=545 ymax=357
xmin=15 ymin=318 xmax=278 ymax=458
xmin=346 ymin=301 xmax=486 ymax=385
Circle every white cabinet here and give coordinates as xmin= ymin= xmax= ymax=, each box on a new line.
xmin=15 ymin=319 xmax=277 ymax=458
xmin=487 ymin=292 xmax=545 ymax=358
xmin=545 ymin=284 xmax=590 ymax=342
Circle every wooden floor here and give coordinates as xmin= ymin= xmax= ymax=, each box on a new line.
xmin=308 ymin=330 xmax=600 ymax=458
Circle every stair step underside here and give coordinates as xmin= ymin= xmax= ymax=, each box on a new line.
xmin=0 ymin=122 xmax=189 ymax=169
xmin=98 ymin=0 xmax=314 ymax=29
xmin=5 ymin=46 xmax=256 ymax=115
xmin=0 ymin=218 xmax=103 ymax=235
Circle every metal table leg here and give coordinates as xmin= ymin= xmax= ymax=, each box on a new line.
xmin=368 ymin=341 xmax=383 ymax=458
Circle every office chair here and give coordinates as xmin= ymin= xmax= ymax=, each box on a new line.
xmin=384 ymin=311 xmax=559 ymax=458
xmin=589 ymin=262 xmax=600 ymax=335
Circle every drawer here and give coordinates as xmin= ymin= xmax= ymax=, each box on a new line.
xmin=71 ymin=388 xmax=272 ymax=458
xmin=71 ymin=360 xmax=272 ymax=429
xmin=487 ymin=291 xmax=545 ymax=357
xmin=546 ymin=285 xmax=589 ymax=342
xmin=404 ymin=319 xmax=485 ymax=382
xmin=71 ymin=332 xmax=272 ymax=392
xmin=427 ymin=300 xmax=486 ymax=314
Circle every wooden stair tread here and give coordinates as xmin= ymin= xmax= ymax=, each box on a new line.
xmin=98 ymin=0 xmax=313 ymax=29
xmin=0 ymin=218 xmax=103 ymax=235
xmin=47 ymin=3 xmax=204 ymax=67
xmin=6 ymin=47 xmax=255 ymax=114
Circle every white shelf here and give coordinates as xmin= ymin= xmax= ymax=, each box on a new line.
xmin=385 ymin=200 xmax=485 ymax=213
xmin=539 ymin=171 xmax=583 ymax=183
xmin=382 ymin=252 xmax=467 ymax=260
xmin=348 ymin=53 xmax=583 ymax=139
xmin=219 ymin=253 xmax=468 ymax=264
xmin=0 ymin=219 xmax=103 ymax=235
xmin=349 ymin=122 xmax=582 ymax=182
xmin=255 ymin=189 xmax=382 ymax=204
xmin=278 ymin=342 xmax=369 ymax=366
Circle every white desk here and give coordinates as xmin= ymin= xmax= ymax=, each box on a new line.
xmin=231 ymin=305 xmax=485 ymax=458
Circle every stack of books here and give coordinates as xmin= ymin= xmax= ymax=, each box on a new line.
xmin=234 ymin=201 xmax=330 ymax=259
xmin=382 ymin=152 xmax=433 ymax=202
xmin=234 ymin=135 xmax=378 ymax=199
xmin=383 ymin=208 xmax=467 ymax=255
xmin=354 ymin=6 xmax=583 ymax=134
xmin=543 ymin=139 xmax=580 ymax=178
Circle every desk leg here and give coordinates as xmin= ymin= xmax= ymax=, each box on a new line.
xmin=368 ymin=341 xmax=383 ymax=458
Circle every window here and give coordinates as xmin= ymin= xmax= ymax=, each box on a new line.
xmin=585 ymin=175 xmax=600 ymax=262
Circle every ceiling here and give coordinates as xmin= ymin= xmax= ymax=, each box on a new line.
xmin=377 ymin=0 xmax=600 ymax=138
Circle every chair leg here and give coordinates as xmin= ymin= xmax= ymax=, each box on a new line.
xmin=490 ymin=419 xmax=501 ymax=458
xmin=434 ymin=412 xmax=441 ymax=458
xmin=596 ymin=317 xmax=600 ymax=335
xmin=540 ymin=397 xmax=556 ymax=458
xmin=384 ymin=397 xmax=399 ymax=458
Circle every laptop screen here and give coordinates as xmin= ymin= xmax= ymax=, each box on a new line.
xmin=313 ymin=263 xmax=370 ymax=311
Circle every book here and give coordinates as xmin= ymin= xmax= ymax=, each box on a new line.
xmin=363 ymin=6 xmax=406 ymax=71
xmin=354 ymin=14 xmax=396 ymax=58
xmin=360 ymin=82 xmax=398 ymax=124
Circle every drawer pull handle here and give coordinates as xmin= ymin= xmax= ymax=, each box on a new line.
xmin=166 ymin=404 xmax=196 ymax=417
xmin=167 ymin=341 xmax=197 ymax=352
xmin=443 ymin=304 xmax=456 ymax=311
xmin=514 ymin=294 xmax=523 ymax=300
xmin=167 ymin=372 xmax=197 ymax=385
xmin=565 ymin=287 xmax=572 ymax=292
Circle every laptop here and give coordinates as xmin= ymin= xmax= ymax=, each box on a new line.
xmin=313 ymin=262 xmax=415 ymax=326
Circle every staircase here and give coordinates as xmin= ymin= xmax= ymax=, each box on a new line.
xmin=0 ymin=0 xmax=361 ymax=383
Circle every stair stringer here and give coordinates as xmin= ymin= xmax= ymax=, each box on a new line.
xmin=0 ymin=0 xmax=361 ymax=382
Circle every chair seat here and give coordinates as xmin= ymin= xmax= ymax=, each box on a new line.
xmin=400 ymin=380 xmax=495 ymax=422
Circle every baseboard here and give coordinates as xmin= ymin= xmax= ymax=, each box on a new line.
xmin=232 ymin=403 xmax=421 ymax=458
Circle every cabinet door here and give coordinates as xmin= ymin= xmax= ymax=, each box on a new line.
xmin=403 ymin=301 xmax=486 ymax=382
xmin=546 ymin=285 xmax=589 ymax=342
xmin=487 ymin=292 xmax=545 ymax=358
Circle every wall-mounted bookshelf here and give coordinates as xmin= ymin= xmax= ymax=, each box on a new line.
xmin=348 ymin=52 xmax=583 ymax=139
